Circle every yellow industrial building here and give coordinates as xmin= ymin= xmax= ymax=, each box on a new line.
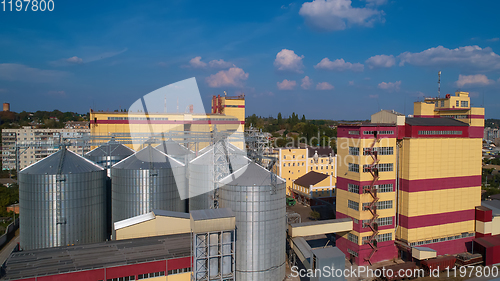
xmin=335 ymin=91 xmax=484 ymax=265
xmin=275 ymin=147 xmax=336 ymax=198
xmin=90 ymin=94 xmax=245 ymax=151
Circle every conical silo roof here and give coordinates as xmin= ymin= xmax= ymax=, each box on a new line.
xmin=112 ymin=145 xmax=184 ymax=170
xmin=155 ymin=140 xmax=194 ymax=157
xmin=20 ymin=147 xmax=104 ymax=175
xmin=85 ymin=140 xmax=135 ymax=158
xmin=190 ymin=145 xmax=249 ymax=169
xmin=219 ymin=162 xmax=285 ymax=186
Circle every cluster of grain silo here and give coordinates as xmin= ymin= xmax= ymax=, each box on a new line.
xmin=19 ymin=138 xmax=287 ymax=281
xmin=19 ymin=147 xmax=107 ymax=250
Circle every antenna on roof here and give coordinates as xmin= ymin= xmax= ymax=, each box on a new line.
xmin=438 ymin=71 xmax=441 ymax=98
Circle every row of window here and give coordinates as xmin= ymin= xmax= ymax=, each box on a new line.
xmin=418 ymin=130 xmax=463 ymax=135
xmin=347 ymin=248 xmax=358 ymax=257
xmin=108 ymin=117 xmax=170 ymax=120
xmin=409 ymin=232 xmax=475 ymax=247
xmin=348 ymin=163 xmax=359 ymax=173
xmin=107 ymin=277 xmax=135 ymax=281
xmin=348 ymin=183 xmax=359 ymax=193
xmin=363 ymin=130 xmax=394 ymax=135
xmin=347 ymin=233 xmax=359 ymax=244
xmin=137 ymin=271 xmax=166 ymax=279
xmin=363 ymin=200 xmax=393 ymax=210
xmin=435 ymin=100 xmax=469 ymax=108
xmin=363 ymin=233 xmax=392 ymax=243
xmin=363 ymin=184 xmax=393 ymax=193
xmin=167 ymin=267 xmax=191 ymax=275
xmin=362 ymin=163 xmax=393 ymax=172
xmin=363 ymin=147 xmax=393 ymax=156
xmin=349 ymin=147 xmax=359 ymax=156
xmin=348 ymin=200 xmax=359 ymax=211
xmin=362 ymin=217 xmax=393 ymax=227
xmin=284 ymin=155 xmax=304 ymax=159
xmin=446 ymin=115 xmax=469 ymax=119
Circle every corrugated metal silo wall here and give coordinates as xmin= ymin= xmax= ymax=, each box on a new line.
xmin=219 ymin=182 xmax=286 ymax=281
xmin=19 ymin=170 xmax=107 ymax=250
xmin=111 ymin=166 xmax=186 ymax=223
xmin=188 ymin=162 xmax=213 ymax=211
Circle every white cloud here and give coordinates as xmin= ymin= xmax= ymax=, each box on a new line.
xmin=456 ymin=74 xmax=494 ymax=87
xmin=189 ymin=57 xmax=232 ymax=69
xmin=0 ymin=63 xmax=68 ymax=83
xmin=208 ymin=59 xmax=232 ymax=69
xmin=314 ymin=58 xmax=364 ymax=72
xmin=316 ymin=82 xmax=334 ymax=90
xmin=66 ymin=56 xmax=83 ymax=64
xmin=205 ymin=67 xmax=249 ymax=88
xmin=301 ymin=76 xmax=313 ymax=89
xmin=365 ymin=54 xmax=395 ymax=68
xmin=274 ymin=49 xmax=305 ymax=73
xmin=369 ymin=94 xmax=379 ymax=98
xmin=348 ymin=81 xmax=355 ymax=85
xmin=378 ymin=81 xmax=401 ymax=91
xmin=189 ymin=56 xmax=208 ymax=68
xmin=299 ymin=0 xmax=385 ymax=31
xmin=398 ymin=45 xmax=500 ymax=71
xmin=277 ymin=79 xmax=297 ymax=90
xmin=487 ymin=38 xmax=500 ymax=42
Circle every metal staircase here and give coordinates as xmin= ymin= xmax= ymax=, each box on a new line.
xmin=363 ymin=134 xmax=380 ymax=265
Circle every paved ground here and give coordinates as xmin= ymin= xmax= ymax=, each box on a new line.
xmin=0 ymin=229 xmax=19 ymax=266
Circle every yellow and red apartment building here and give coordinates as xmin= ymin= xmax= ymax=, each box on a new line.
xmin=276 ymin=147 xmax=336 ymax=199
xmin=335 ymin=91 xmax=484 ymax=265
xmin=90 ymin=95 xmax=245 ymax=151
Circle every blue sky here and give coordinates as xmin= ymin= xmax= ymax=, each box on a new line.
xmin=1 ymin=0 xmax=500 ymax=120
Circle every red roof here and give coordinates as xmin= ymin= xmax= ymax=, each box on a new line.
xmin=294 ymin=171 xmax=329 ymax=187
xmin=474 ymin=235 xmax=500 ymax=248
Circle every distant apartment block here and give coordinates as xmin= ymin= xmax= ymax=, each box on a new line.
xmin=484 ymin=127 xmax=500 ymax=142
xmin=2 ymin=126 xmax=90 ymax=170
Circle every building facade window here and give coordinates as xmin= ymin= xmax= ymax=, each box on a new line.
xmin=348 ymin=200 xmax=359 ymax=211
xmin=363 ymin=163 xmax=393 ymax=173
xmin=362 ymin=217 xmax=393 ymax=227
xmin=348 ymin=183 xmax=359 ymax=194
xmin=363 ymin=184 xmax=394 ymax=193
xmin=418 ymin=130 xmax=462 ymax=135
xmin=347 ymin=248 xmax=358 ymax=257
xmin=363 ymin=233 xmax=392 ymax=244
xmin=363 ymin=130 xmax=394 ymax=135
xmin=363 ymin=147 xmax=393 ymax=156
xmin=349 ymin=146 xmax=359 ymax=156
xmin=348 ymin=163 xmax=359 ymax=173
xmin=377 ymin=200 xmax=393 ymax=210
xmin=441 ymin=100 xmax=444 ymax=107
xmin=348 ymin=130 xmax=360 ymax=135
xmin=347 ymin=233 xmax=359 ymax=244
xmin=456 ymin=100 xmax=459 ymax=107
xmin=461 ymin=101 xmax=469 ymax=107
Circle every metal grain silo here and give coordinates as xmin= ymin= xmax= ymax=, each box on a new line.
xmin=155 ymin=139 xmax=195 ymax=164
xmin=111 ymin=145 xmax=186 ymax=224
xmin=85 ymin=139 xmax=135 ymax=169
xmin=85 ymin=140 xmax=134 ymax=239
xmin=188 ymin=144 xmax=249 ymax=211
xmin=219 ymin=162 xmax=286 ymax=281
xmin=19 ymin=147 xmax=107 ymax=250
